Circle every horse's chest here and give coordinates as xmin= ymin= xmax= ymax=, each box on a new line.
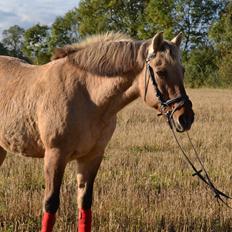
xmin=72 ymin=119 xmax=117 ymax=158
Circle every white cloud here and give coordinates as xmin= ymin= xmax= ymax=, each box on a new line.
xmin=0 ymin=0 xmax=79 ymax=38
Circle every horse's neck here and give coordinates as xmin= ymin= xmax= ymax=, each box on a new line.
xmin=86 ymin=73 xmax=140 ymax=118
xmin=78 ymin=39 xmax=147 ymax=120
xmin=102 ymin=79 xmax=139 ymax=118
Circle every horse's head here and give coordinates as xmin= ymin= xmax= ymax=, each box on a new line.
xmin=139 ymin=32 xmax=194 ymax=132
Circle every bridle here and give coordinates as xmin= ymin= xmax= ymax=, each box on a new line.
xmin=144 ymin=52 xmax=191 ymax=128
xmin=144 ymin=52 xmax=232 ymax=208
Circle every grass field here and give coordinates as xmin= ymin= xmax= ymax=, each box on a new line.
xmin=0 ymin=88 xmax=232 ymax=232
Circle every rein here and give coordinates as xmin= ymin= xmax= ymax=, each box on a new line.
xmin=145 ymin=54 xmax=232 ymax=208
xmin=170 ymin=123 xmax=232 ymax=208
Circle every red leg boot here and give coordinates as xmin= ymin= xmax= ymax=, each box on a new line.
xmin=78 ymin=208 xmax=92 ymax=232
xmin=41 ymin=212 xmax=56 ymax=232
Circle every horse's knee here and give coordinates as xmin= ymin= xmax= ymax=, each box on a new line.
xmin=44 ymin=193 xmax=60 ymax=213
xmin=0 ymin=147 xmax=6 ymax=166
xmin=76 ymin=155 xmax=103 ymax=210
xmin=77 ymin=182 xmax=94 ymax=209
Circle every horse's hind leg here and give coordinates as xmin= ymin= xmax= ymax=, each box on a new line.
xmin=41 ymin=148 xmax=67 ymax=232
xmin=76 ymin=154 xmax=103 ymax=232
xmin=0 ymin=147 xmax=6 ymax=166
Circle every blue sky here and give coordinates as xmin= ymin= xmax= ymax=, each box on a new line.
xmin=0 ymin=0 xmax=79 ymax=36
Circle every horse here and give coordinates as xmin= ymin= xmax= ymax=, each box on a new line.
xmin=0 ymin=31 xmax=194 ymax=232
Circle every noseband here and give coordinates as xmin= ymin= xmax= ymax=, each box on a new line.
xmin=144 ymin=53 xmax=190 ymax=126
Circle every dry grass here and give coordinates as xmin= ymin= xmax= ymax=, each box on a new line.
xmin=1 ymin=88 xmax=232 ymax=232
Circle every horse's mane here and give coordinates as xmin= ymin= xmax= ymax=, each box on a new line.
xmin=52 ymin=32 xmax=180 ymax=77
xmin=52 ymin=32 xmax=146 ymax=76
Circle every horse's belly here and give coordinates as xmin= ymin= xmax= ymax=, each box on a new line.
xmin=0 ymin=133 xmax=44 ymax=157
xmin=0 ymin=121 xmax=44 ymax=157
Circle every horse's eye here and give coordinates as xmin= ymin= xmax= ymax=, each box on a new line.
xmin=156 ymin=70 xmax=167 ymax=77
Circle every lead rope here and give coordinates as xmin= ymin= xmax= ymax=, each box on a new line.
xmin=167 ymin=116 xmax=232 ymax=208
xmin=144 ymin=63 xmax=150 ymax=102
xmin=144 ymin=55 xmax=232 ymax=208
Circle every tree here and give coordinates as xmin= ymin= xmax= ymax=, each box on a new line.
xmin=77 ymin=0 xmax=148 ymax=39
xmin=209 ymin=2 xmax=232 ymax=87
xmin=0 ymin=42 xmax=9 ymax=55
xmin=140 ymin=0 xmax=175 ymax=39
xmin=184 ymin=46 xmax=219 ymax=87
xmin=171 ymin=0 xmax=229 ymax=88
xmin=172 ymin=0 xmax=227 ymax=55
xmin=210 ymin=2 xmax=232 ymax=52
xmin=2 ymin=25 xmax=25 ymax=57
xmin=76 ymin=0 xmax=226 ymax=50
xmin=49 ymin=9 xmax=79 ymax=51
xmin=23 ymin=24 xmax=50 ymax=64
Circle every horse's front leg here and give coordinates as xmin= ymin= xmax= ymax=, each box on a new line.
xmin=0 ymin=146 xmax=6 ymax=166
xmin=76 ymin=154 xmax=103 ymax=232
xmin=41 ymin=148 xmax=67 ymax=232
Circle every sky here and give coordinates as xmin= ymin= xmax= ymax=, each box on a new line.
xmin=0 ymin=0 xmax=79 ymax=36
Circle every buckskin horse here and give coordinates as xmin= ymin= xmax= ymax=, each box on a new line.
xmin=0 ymin=32 xmax=194 ymax=232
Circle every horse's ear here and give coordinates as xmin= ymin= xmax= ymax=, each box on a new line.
xmin=171 ymin=32 xmax=183 ymax=48
xmin=150 ymin=32 xmax=163 ymax=54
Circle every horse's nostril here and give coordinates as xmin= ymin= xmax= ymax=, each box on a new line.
xmin=179 ymin=115 xmax=188 ymax=128
xmin=191 ymin=115 xmax=195 ymax=123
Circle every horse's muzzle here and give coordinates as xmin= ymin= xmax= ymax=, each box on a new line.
xmin=172 ymin=102 xmax=195 ymax=132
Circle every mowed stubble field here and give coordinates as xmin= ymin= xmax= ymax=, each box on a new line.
xmin=0 ymin=89 xmax=232 ymax=232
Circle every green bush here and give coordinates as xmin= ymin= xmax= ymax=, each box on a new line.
xmin=184 ymin=47 xmax=221 ymax=88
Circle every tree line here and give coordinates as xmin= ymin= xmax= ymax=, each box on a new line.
xmin=0 ymin=0 xmax=231 ymax=87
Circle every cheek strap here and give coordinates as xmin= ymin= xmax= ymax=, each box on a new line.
xmin=144 ymin=62 xmax=190 ymax=108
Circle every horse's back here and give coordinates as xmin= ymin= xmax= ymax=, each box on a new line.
xmin=0 ymin=56 xmax=35 ymax=84
xmin=0 ymin=55 xmax=41 ymax=108
xmin=0 ymin=55 xmax=31 ymax=69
